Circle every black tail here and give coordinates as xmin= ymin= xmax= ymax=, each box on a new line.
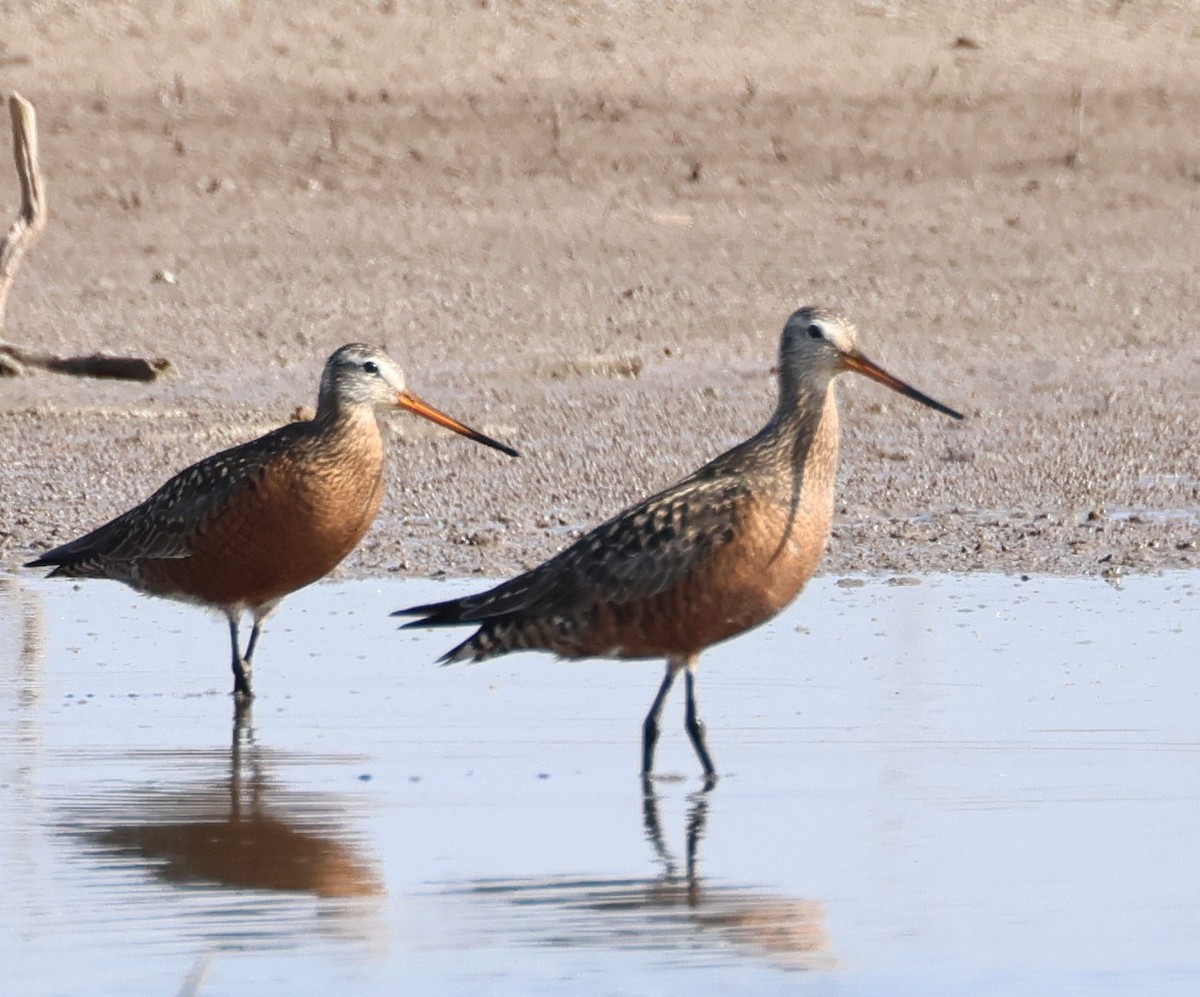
xmin=394 ymin=597 xmax=535 ymax=664
xmin=25 ymin=549 xmax=86 ymax=576
xmin=428 ymin=617 xmax=544 ymax=664
xmin=391 ymin=595 xmax=477 ymax=629
xmin=393 ymin=595 xmax=490 ymax=663
xmin=24 ymin=521 xmax=126 ymax=576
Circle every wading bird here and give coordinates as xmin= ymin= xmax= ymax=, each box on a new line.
xmin=396 ymin=307 xmax=961 ymax=784
xmin=28 ymin=343 xmax=517 ymax=698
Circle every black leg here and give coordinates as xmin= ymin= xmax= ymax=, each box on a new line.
xmin=642 ymin=665 xmax=676 ymax=777
xmin=684 ymin=670 xmax=717 ymax=784
xmin=244 ymin=618 xmax=264 ymax=665
xmin=232 ymin=663 xmax=253 ymax=699
xmin=228 ymin=616 xmax=253 ymax=700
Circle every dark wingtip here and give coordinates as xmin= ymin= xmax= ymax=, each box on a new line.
xmin=391 ymin=600 xmax=468 ymax=629
xmin=396 ymin=616 xmax=431 ymax=629
xmin=397 ymin=616 xmax=462 ymax=631
xmin=390 ymin=603 xmax=438 ymax=620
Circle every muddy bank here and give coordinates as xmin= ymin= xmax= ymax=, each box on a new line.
xmin=1 ymin=2 xmax=1198 ymax=580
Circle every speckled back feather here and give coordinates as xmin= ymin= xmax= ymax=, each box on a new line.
xmin=28 ymin=423 xmax=313 ymax=579
xmin=402 ymin=443 xmax=772 ymax=662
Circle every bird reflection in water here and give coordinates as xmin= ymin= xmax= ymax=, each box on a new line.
xmin=452 ymin=786 xmax=833 ymax=970
xmin=64 ymin=703 xmax=383 ymax=900
xmin=0 ymin=577 xmax=45 ymax=709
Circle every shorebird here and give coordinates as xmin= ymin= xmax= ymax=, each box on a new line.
xmin=27 ymin=343 xmax=517 ymax=699
xmin=396 ymin=306 xmax=962 ymax=783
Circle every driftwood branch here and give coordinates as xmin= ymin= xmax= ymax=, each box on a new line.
xmin=0 ymin=347 xmax=171 ymax=380
xmin=0 ymin=91 xmax=171 ymax=380
xmin=0 ymin=92 xmax=45 ymax=375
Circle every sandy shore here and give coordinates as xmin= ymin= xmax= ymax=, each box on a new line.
xmin=2 ymin=2 xmax=1198 ymax=581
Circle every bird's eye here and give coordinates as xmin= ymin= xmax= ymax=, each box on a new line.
xmin=362 ymin=361 xmax=379 ymax=374
xmin=806 ymin=324 xmax=824 ymax=340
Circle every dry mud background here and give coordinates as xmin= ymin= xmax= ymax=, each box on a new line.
xmin=1 ymin=1 xmax=1198 ymax=581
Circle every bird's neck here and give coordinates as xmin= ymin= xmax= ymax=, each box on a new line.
xmin=313 ymin=398 xmax=382 ymax=443
xmin=314 ymin=386 xmax=375 ymax=422
xmin=750 ymin=379 xmax=840 ymax=495
xmin=314 ymin=389 xmax=345 ymax=424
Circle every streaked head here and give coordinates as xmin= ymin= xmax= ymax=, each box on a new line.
xmin=319 ymin=343 xmax=519 ymax=456
xmin=779 ymin=307 xmax=962 ymax=420
xmin=321 ymin=343 xmax=410 ymax=407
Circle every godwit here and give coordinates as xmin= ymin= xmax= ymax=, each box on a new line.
xmin=396 ymin=307 xmax=962 ymax=783
xmin=27 ymin=343 xmax=517 ymax=699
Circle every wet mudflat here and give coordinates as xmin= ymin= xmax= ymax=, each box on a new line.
xmin=2 ymin=572 xmax=1199 ymax=995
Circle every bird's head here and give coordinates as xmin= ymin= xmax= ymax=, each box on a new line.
xmin=779 ymin=307 xmax=963 ymax=420
xmin=319 ymin=344 xmax=519 ymax=456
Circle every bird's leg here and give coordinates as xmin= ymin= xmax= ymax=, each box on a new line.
xmin=239 ymin=602 xmax=278 ymax=696
xmin=227 ymin=614 xmax=253 ymax=700
xmin=684 ymin=662 xmax=717 ymax=785
xmin=642 ymin=662 xmax=678 ymax=777
xmin=243 ymin=618 xmax=264 ymax=667
xmin=230 ymin=604 xmax=276 ymax=700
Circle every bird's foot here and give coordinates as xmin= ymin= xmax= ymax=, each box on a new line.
xmin=232 ymin=658 xmax=254 ymax=700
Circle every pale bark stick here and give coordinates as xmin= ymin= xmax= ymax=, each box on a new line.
xmin=1 ymin=91 xmax=171 ymax=380
xmin=0 ymin=92 xmax=45 ymax=374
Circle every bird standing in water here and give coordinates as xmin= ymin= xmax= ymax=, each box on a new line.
xmin=28 ymin=343 xmax=517 ymax=699
xmin=397 ymin=307 xmax=962 ymax=784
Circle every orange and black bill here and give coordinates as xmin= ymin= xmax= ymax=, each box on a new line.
xmin=397 ymin=390 xmax=519 ymax=457
xmin=840 ymin=350 xmax=963 ymax=421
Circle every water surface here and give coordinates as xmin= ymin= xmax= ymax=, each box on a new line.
xmin=3 ymin=572 xmax=1199 ymax=995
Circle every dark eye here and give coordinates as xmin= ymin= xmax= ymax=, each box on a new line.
xmin=362 ymin=360 xmax=379 ymax=374
xmin=806 ymin=324 xmax=824 ymax=340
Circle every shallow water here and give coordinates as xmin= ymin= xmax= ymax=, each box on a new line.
xmin=3 ymin=572 xmax=1199 ymax=995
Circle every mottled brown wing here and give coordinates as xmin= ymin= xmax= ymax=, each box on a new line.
xmin=27 ymin=424 xmax=306 ymax=573
xmin=403 ymin=470 xmax=751 ymax=625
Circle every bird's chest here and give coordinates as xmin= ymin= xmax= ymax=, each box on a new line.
xmin=174 ymin=437 xmax=385 ymax=605
xmin=259 ymin=442 xmax=386 ymax=564
xmin=713 ymin=493 xmax=831 ymax=618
